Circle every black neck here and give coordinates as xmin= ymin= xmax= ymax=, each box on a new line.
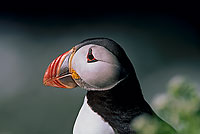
xmin=86 ymin=74 xmax=154 ymax=134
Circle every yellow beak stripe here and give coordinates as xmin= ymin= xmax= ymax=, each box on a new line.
xmin=69 ymin=47 xmax=80 ymax=80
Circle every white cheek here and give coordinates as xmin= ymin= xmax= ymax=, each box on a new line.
xmin=80 ymin=61 xmax=121 ymax=88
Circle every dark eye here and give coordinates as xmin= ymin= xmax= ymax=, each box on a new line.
xmin=87 ymin=48 xmax=98 ymax=63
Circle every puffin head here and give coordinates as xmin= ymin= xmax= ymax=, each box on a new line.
xmin=43 ymin=38 xmax=134 ymax=91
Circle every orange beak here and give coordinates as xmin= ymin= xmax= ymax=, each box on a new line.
xmin=43 ymin=48 xmax=78 ymax=89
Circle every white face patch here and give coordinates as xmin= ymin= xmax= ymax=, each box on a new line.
xmin=71 ymin=44 xmax=127 ymax=91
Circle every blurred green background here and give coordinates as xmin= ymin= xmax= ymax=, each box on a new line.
xmin=0 ymin=5 xmax=199 ymax=134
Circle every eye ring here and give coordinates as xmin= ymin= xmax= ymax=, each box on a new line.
xmin=87 ymin=48 xmax=98 ymax=63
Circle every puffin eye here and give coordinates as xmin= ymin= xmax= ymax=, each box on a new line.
xmin=87 ymin=48 xmax=98 ymax=63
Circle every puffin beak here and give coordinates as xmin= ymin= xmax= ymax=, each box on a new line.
xmin=43 ymin=47 xmax=78 ymax=89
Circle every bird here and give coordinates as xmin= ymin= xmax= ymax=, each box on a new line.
xmin=43 ymin=38 xmax=176 ymax=134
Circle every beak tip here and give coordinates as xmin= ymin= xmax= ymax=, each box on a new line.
xmin=43 ymin=68 xmax=50 ymax=85
xmin=43 ymin=80 xmax=47 ymax=86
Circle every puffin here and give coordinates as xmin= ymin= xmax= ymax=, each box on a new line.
xmin=43 ymin=38 xmax=176 ymax=134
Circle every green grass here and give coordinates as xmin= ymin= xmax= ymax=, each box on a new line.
xmin=132 ymin=76 xmax=200 ymax=134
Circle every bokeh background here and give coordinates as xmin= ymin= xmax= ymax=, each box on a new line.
xmin=0 ymin=4 xmax=199 ymax=134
